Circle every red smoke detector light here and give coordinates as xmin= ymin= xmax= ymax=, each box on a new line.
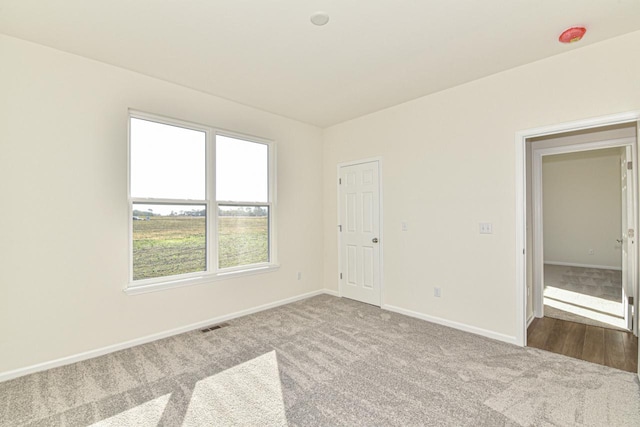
xmin=559 ymin=27 xmax=586 ymax=43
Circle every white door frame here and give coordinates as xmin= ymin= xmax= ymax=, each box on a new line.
xmin=531 ymin=137 xmax=637 ymax=321
xmin=337 ymin=157 xmax=384 ymax=305
xmin=515 ymin=111 xmax=640 ymax=347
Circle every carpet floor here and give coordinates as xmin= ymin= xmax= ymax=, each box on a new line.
xmin=543 ymin=305 xmax=628 ymax=332
xmin=1 ymin=295 xmax=639 ymax=426
xmin=544 ymin=264 xmax=627 ymax=331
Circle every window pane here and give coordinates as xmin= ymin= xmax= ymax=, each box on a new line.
xmin=216 ymin=135 xmax=268 ymax=202
xmin=133 ymin=204 xmax=206 ymax=280
xmin=218 ymin=205 xmax=269 ymax=269
xmin=131 ymin=118 xmax=205 ymax=200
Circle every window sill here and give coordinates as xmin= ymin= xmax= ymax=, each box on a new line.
xmin=124 ymin=264 xmax=280 ymax=296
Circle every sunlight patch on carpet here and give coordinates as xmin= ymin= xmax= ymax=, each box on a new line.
xmin=182 ymin=350 xmax=287 ymax=427
xmin=544 ymin=286 xmax=625 ymax=329
xmin=90 ymin=393 xmax=171 ymax=427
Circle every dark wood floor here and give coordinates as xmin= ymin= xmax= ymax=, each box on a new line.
xmin=527 ymin=317 xmax=638 ymax=373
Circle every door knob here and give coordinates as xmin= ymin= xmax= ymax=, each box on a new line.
xmin=372 ymin=238 xmax=379 ymax=243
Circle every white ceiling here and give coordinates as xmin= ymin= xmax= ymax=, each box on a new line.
xmin=1 ymin=1 xmax=640 ymax=128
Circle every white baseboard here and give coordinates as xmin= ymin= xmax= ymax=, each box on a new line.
xmin=382 ymin=304 xmax=518 ymax=346
xmin=322 ymin=288 xmax=339 ymax=297
xmin=544 ymin=261 xmax=621 ymax=271
xmin=0 ymin=289 xmax=335 ymax=383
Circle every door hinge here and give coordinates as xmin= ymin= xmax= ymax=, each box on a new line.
xmin=340 ymin=273 xmax=342 ymax=279
xmin=338 ymin=225 xmax=342 ymax=232
xmin=339 ymin=178 xmax=342 ymax=185
xmin=628 ymin=161 xmax=633 ymax=170
xmin=523 ymin=249 xmax=525 ymax=255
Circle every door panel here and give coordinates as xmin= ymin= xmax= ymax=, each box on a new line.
xmin=347 ymin=245 xmax=357 ymax=285
xmin=340 ymin=161 xmax=381 ymax=306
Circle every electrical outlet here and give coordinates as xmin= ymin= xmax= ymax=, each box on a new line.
xmin=401 ymin=221 xmax=409 ymax=232
xmin=297 ymin=272 xmax=302 ymax=280
xmin=434 ymin=287 xmax=441 ymax=297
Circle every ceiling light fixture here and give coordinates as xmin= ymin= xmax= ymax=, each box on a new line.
xmin=310 ymin=11 xmax=330 ymax=26
xmin=558 ymin=27 xmax=586 ymax=43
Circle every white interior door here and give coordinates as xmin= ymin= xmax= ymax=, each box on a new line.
xmin=339 ymin=161 xmax=381 ymax=306
xmin=621 ymin=146 xmax=636 ymax=332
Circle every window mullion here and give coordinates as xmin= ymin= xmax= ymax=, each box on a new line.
xmin=208 ymin=130 xmax=217 ymax=274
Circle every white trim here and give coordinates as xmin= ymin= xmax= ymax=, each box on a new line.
xmin=527 ymin=315 xmax=535 ymax=329
xmin=379 ymin=160 xmax=385 ymax=306
xmin=323 ymin=288 xmax=339 ymax=297
xmin=124 ymin=264 xmax=281 ymax=295
xmin=127 ymin=111 xmax=133 ymax=288
xmin=544 ymin=261 xmax=622 ymax=271
xmin=515 ymin=111 xmax=640 ymax=348
xmin=531 ymin=137 xmax=635 ymax=156
xmin=0 ymin=289 xmax=335 ymax=383
xmin=518 ymin=112 xmax=640 ymax=139
xmin=515 ymin=126 xmax=526 ymax=347
xmin=131 ymin=198 xmax=208 ymax=205
xmin=336 ymin=165 xmax=342 ymax=297
xmin=532 ymin=147 xmax=544 ymax=320
xmin=337 ymin=157 xmax=384 ymax=307
xmin=337 ymin=156 xmax=384 ymax=168
xmin=207 ymin=123 xmax=215 ymax=276
xmin=382 ymin=304 xmax=518 ymax=346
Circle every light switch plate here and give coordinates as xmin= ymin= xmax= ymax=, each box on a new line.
xmin=479 ymin=223 xmax=493 ymax=234
xmin=401 ymin=221 xmax=408 ymax=232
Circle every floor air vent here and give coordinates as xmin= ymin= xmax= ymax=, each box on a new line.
xmin=201 ymin=323 xmax=229 ymax=333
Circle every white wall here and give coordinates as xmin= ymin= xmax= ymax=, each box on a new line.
xmin=542 ymin=148 xmax=623 ymax=269
xmin=323 ymin=30 xmax=640 ymax=341
xmin=0 ymin=35 xmax=324 ymax=375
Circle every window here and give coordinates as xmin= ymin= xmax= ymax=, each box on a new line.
xmin=216 ymin=135 xmax=270 ymax=269
xmin=128 ymin=112 xmax=276 ymax=292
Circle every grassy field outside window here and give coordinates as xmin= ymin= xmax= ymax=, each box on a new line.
xmin=133 ymin=212 xmax=268 ymax=280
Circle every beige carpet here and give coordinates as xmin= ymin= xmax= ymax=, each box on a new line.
xmin=544 ymin=264 xmax=628 ymax=331
xmin=544 ymin=304 xmax=629 ymax=332
xmin=1 ymin=295 xmax=639 ymax=426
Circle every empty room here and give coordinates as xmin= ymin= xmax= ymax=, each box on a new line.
xmin=1 ymin=1 xmax=640 ymax=426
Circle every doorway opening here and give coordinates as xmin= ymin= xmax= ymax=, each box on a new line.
xmin=537 ymin=145 xmax=630 ymax=331
xmin=518 ymin=119 xmax=639 ymax=373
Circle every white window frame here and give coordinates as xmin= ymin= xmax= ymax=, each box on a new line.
xmin=126 ymin=110 xmax=278 ymax=295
